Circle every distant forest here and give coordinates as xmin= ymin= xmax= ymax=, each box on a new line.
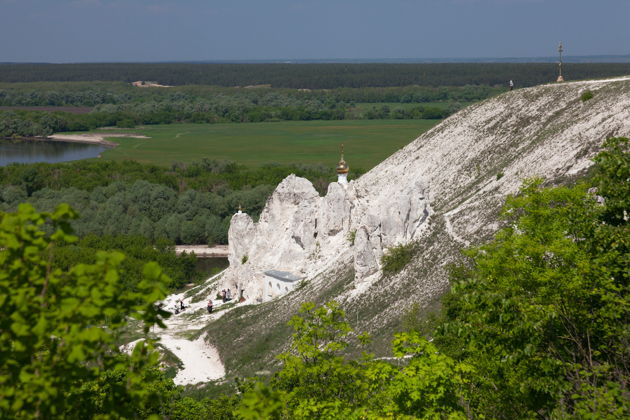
xmin=0 ymin=159 xmax=339 ymax=246
xmin=0 ymin=82 xmax=494 ymax=137
xmin=2 ymin=62 xmax=630 ymax=88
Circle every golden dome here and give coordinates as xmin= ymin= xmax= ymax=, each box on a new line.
xmin=336 ymin=144 xmax=349 ymax=174
xmin=336 ymin=159 xmax=349 ymax=174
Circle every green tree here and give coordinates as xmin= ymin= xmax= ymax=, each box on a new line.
xmin=0 ymin=203 xmax=172 ymax=419
xmin=592 ymin=136 xmax=629 ymax=225
xmin=436 ymin=140 xmax=629 ymax=418
xmin=237 ymin=302 xmax=471 ymax=419
xmin=237 ymin=302 xmax=384 ymax=419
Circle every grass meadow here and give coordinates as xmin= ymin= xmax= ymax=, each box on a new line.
xmin=351 ymin=101 xmax=454 ymax=111
xmin=100 ymin=119 xmax=440 ymax=170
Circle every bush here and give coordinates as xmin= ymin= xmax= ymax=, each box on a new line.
xmin=347 ymin=230 xmax=356 ymax=245
xmin=580 ymin=90 xmax=594 ymax=102
xmin=381 ymin=242 xmax=416 ymax=274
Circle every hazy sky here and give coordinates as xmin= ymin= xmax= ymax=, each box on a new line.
xmin=1 ymin=0 xmax=629 ymax=62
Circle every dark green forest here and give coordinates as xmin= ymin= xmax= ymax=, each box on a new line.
xmin=1 ymin=138 xmax=627 ymax=419
xmin=2 ymin=62 xmax=630 ymax=87
xmin=0 ymin=159 xmax=341 ymax=245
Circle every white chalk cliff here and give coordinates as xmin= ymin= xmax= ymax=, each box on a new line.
xmin=180 ymin=76 xmax=630 ymax=377
xmin=218 ymin=77 xmax=630 ymax=309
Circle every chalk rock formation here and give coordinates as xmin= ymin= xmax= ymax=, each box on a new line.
xmin=221 ymin=175 xmax=358 ymax=302
xmin=197 ymin=77 xmax=630 ymax=375
xmin=217 ymin=76 xmax=630 ymax=309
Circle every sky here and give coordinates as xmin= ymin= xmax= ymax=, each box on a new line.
xmin=1 ymin=0 xmax=629 ymax=62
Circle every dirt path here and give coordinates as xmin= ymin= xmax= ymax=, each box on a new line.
xmin=160 ymin=334 xmax=225 ymax=385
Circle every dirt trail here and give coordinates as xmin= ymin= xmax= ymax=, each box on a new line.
xmin=120 ymin=269 xmax=235 ymax=385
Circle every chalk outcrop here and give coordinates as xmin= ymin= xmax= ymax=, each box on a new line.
xmin=221 ymin=175 xmax=356 ymax=302
xmin=205 ymin=77 xmax=630 ymax=374
xmin=219 ymin=77 xmax=630 ymax=306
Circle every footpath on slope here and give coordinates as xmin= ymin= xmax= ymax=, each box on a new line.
xmin=122 ymin=271 xmax=244 ymax=386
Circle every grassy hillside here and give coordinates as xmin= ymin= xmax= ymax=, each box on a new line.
xmin=101 ymin=119 xmax=440 ymax=168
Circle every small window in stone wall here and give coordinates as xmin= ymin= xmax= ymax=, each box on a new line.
xmin=268 ymin=281 xmax=272 ymax=288
xmin=277 ymin=283 xmax=281 ymax=290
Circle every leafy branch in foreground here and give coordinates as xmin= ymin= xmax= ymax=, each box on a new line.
xmin=0 ymin=203 xmax=172 ymax=419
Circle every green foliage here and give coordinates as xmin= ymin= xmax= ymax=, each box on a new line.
xmin=435 ymin=139 xmax=630 ymax=418
xmin=381 ymin=242 xmax=416 ymax=274
xmin=237 ymin=302 xmax=471 ymax=419
xmin=386 ymin=333 xmax=472 ymax=419
xmin=241 ymin=255 xmax=248 ymax=264
xmin=0 ymin=159 xmax=341 ymax=244
xmin=580 ymin=89 xmax=594 ymax=101
xmin=0 ymin=203 xmax=172 ymax=418
xmin=347 ymin=229 xmax=356 ymax=245
xmin=237 ymin=302 xmax=378 ymax=418
xmin=51 ymin=234 xmax=199 ymax=291
xmin=0 ymin=80 xmax=491 ymax=138
xmin=592 ymin=136 xmax=629 ymax=225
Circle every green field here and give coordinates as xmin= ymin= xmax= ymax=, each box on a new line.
xmin=351 ymin=101 xmax=455 ymax=112
xmin=100 ymin=119 xmax=440 ymax=170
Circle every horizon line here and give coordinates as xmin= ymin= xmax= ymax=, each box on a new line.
xmin=2 ymin=53 xmax=630 ymax=65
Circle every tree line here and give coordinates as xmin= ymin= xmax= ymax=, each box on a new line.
xmin=0 ymin=104 xmax=452 ymax=138
xmin=2 ymin=62 xmax=630 ymax=88
xmin=0 ymin=83 xmax=498 ymax=137
xmin=0 ymin=159 xmax=342 ymax=245
xmin=0 ymin=82 xmax=502 ymax=107
xmin=1 ymin=137 xmax=627 ymax=418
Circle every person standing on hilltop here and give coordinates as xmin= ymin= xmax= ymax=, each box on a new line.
xmin=509 ymin=80 xmax=514 ymax=91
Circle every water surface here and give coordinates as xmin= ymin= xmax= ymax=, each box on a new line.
xmin=0 ymin=139 xmax=107 ymax=166
xmin=195 ymin=258 xmax=229 ymax=278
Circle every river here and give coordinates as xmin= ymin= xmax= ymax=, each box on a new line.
xmin=0 ymin=139 xmax=107 ymax=166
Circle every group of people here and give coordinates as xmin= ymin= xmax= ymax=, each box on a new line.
xmin=206 ymin=289 xmax=232 ymax=314
xmin=171 ymin=287 xmax=243 ymax=316
xmin=220 ymin=288 xmax=232 ymax=302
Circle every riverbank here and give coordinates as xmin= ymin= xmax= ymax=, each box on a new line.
xmin=48 ymin=133 xmax=149 ymax=147
xmin=175 ymin=245 xmax=229 ymax=258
